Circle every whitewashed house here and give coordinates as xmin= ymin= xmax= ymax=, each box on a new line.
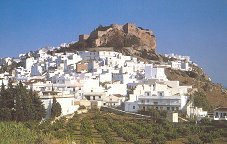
xmin=40 ymin=91 xmax=79 ymax=118
xmin=213 ymin=107 xmax=227 ymax=120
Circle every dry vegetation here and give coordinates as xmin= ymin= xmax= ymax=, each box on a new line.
xmin=165 ymin=66 xmax=227 ymax=108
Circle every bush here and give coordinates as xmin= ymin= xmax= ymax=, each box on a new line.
xmin=187 ymin=135 xmax=202 ymax=144
xmin=200 ymin=133 xmax=213 ymax=143
xmin=0 ymin=122 xmax=38 ymax=143
xmin=151 ymin=133 xmax=166 ymax=144
xmin=200 ymin=117 xmax=211 ymax=125
xmin=0 ymin=108 xmax=12 ymax=121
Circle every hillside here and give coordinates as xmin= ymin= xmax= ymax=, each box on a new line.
xmin=165 ymin=64 xmax=227 ymax=108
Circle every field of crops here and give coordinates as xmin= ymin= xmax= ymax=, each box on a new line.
xmin=1 ymin=110 xmax=227 ymax=144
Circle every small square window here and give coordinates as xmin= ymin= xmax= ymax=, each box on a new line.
xmin=133 ymin=106 xmax=135 ymax=109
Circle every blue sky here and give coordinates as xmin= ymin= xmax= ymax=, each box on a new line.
xmin=0 ymin=0 xmax=227 ymax=87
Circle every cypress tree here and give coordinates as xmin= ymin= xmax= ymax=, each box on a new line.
xmin=51 ymin=97 xmax=62 ymax=118
xmin=14 ymin=82 xmax=25 ymax=121
xmin=0 ymin=81 xmax=12 ymax=121
xmin=0 ymin=81 xmax=5 ymax=108
xmin=30 ymin=90 xmax=46 ymax=120
xmin=0 ymin=81 xmax=7 ymax=108
xmin=6 ymin=80 xmax=15 ymax=110
xmin=0 ymin=80 xmax=46 ymax=121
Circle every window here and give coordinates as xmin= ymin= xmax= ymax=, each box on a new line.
xmin=167 ymin=107 xmax=170 ymax=110
xmin=216 ymin=112 xmax=218 ymax=116
xmin=147 ymin=100 xmax=149 ymax=103
xmin=93 ymin=96 xmax=95 ymax=100
xmin=154 ymin=102 xmax=158 ymax=105
xmin=99 ymin=96 xmax=101 ymax=99
xmin=141 ymin=100 xmax=145 ymax=103
xmin=176 ymin=107 xmax=179 ymax=111
xmin=145 ymin=92 xmax=150 ymax=96
xmin=171 ymin=107 xmax=175 ymax=111
xmin=133 ymin=106 xmax=135 ymax=109
xmin=158 ymin=92 xmax=164 ymax=96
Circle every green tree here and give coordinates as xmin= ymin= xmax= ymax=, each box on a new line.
xmin=193 ymin=91 xmax=211 ymax=111
xmin=30 ymin=90 xmax=46 ymax=120
xmin=19 ymin=82 xmax=33 ymax=121
xmin=0 ymin=81 xmax=6 ymax=108
xmin=14 ymin=88 xmax=25 ymax=121
xmin=0 ymin=81 xmax=46 ymax=122
xmin=0 ymin=81 xmax=13 ymax=109
xmin=51 ymin=97 xmax=62 ymax=118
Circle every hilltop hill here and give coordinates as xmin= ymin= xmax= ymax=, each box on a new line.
xmin=3 ymin=23 xmax=227 ymax=109
xmin=58 ymin=23 xmax=159 ymax=60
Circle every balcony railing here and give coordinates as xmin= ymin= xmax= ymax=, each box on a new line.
xmin=137 ymin=101 xmax=180 ymax=106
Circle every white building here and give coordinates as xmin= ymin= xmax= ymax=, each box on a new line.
xmin=145 ymin=64 xmax=167 ymax=81
xmin=40 ymin=91 xmax=79 ymax=118
xmin=213 ymin=107 xmax=227 ymax=120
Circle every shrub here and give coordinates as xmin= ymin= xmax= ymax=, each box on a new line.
xmin=0 ymin=122 xmax=38 ymax=143
xmin=151 ymin=133 xmax=166 ymax=144
xmin=187 ymin=135 xmax=202 ymax=144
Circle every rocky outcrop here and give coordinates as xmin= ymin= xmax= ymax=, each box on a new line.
xmin=69 ymin=23 xmax=156 ymax=51
xmin=59 ymin=23 xmax=158 ymax=60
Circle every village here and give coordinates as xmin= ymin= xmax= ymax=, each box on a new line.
xmin=3 ymin=44 xmax=225 ymax=123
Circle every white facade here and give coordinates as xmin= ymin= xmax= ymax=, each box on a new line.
xmin=40 ymin=93 xmax=79 ymax=118
xmin=106 ymin=83 xmax=127 ymax=96
xmin=213 ymin=107 xmax=227 ymax=120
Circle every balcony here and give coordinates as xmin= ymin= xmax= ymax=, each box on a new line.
xmin=83 ymin=92 xmax=104 ymax=96
xmin=137 ymin=101 xmax=180 ymax=106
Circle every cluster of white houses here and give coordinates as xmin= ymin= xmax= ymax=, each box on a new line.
xmin=1 ymin=47 xmax=222 ymax=121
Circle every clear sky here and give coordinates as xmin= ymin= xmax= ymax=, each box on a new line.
xmin=0 ymin=0 xmax=227 ymax=87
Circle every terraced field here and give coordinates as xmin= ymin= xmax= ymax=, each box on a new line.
xmin=36 ymin=110 xmax=227 ymax=144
